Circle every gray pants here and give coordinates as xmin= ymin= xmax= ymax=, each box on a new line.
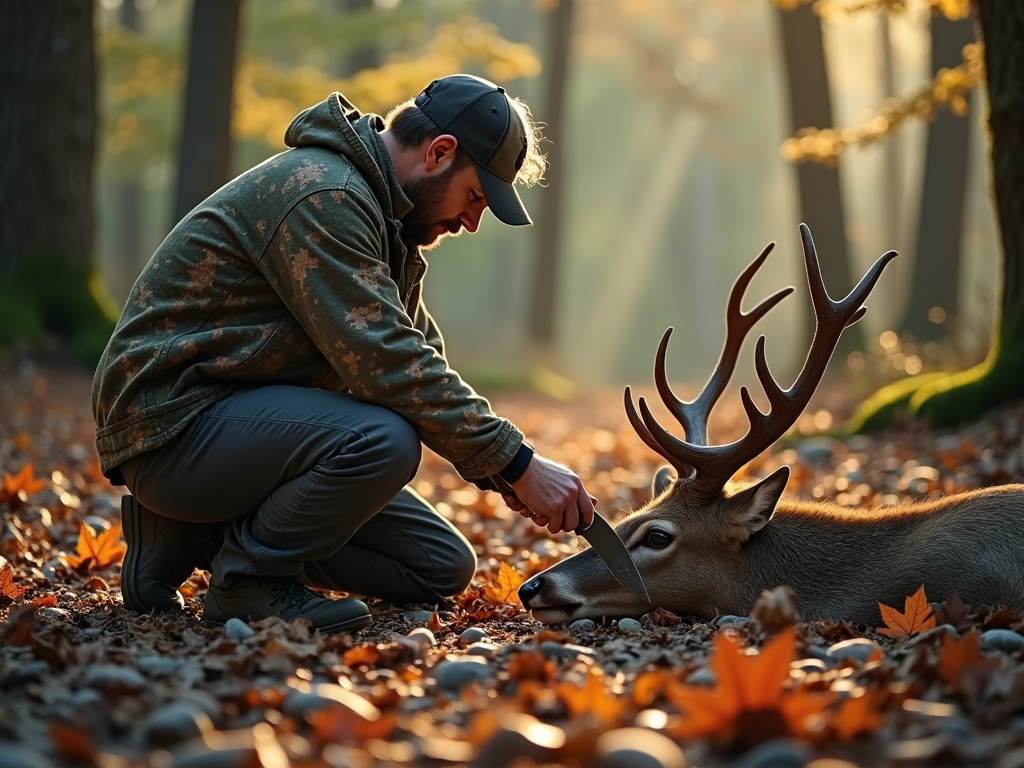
xmin=119 ymin=385 xmax=476 ymax=604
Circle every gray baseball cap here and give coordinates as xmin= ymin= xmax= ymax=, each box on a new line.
xmin=414 ymin=74 xmax=532 ymax=226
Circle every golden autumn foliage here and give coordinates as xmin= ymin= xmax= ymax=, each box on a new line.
xmin=481 ymin=561 xmax=526 ymax=606
xmin=877 ymin=585 xmax=937 ymax=639
xmin=0 ymin=463 xmax=47 ymax=504
xmin=64 ymin=522 xmax=127 ymax=572
xmin=0 ymin=562 xmax=30 ymax=603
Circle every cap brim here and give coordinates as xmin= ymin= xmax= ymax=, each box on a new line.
xmin=477 ymin=164 xmax=532 ymax=226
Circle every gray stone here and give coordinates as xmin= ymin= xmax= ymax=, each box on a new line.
xmin=826 ymin=638 xmax=880 ymax=663
xmin=791 ymin=658 xmax=830 ymax=674
xmin=617 ymin=618 xmax=643 ymax=634
xmin=466 ymin=642 xmax=499 ymax=659
xmin=797 ymin=437 xmax=841 ymax=466
xmin=716 ymin=615 xmax=749 ymax=628
xmin=404 ymin=610 xmax=435 ymax=624
xmin=432 ymin=658 xmax=492 ymax=694
xmin=407 ymin=627 xmax=436 ymax=647
xmin=136 ymin=655 xmax=186 ymax=677
xmin=459 ymin=627 xmax=488 ymax=644
xmin=982 ymin=629 xmax=1024 ymax=653
xmin=39 ymin=607 xmax=70 ymax=620
xmin=282 ymin=683 xmax=379 ymax=720
xmin=0 ymin=660 xmax=49 ymax=688
xmin=0 ymin=744 xmax=56 ymax=768
xmin=737 ymin=737 xmax=814 ymax=768
xmin=594 ymin=727 xmax=687 ymax=768
xmin=146 ymin=703 xmax=214 ymax=746
xmin=539 ymin=641 xmax=594 ymax=661
xmin=223 ymin=617 xmax=255 ymax=641
xmin=67 ymin=688 xmax=109 ymax=732
xmin=568 ymin=618 xmax=596 ymax=632
xmin=82 ymin=516 xmax=112 ymax=533
xmin=83 ymin=664 xmax=147 ymax=694
xmin=686 ymin=667 xmax=716 ymax=686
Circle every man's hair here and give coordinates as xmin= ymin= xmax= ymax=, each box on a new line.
xmin=384 ymin=97 xmax=547 ymax=187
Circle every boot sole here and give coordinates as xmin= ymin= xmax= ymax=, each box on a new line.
xmin=202 ymin=612 xmax=372 ymax=635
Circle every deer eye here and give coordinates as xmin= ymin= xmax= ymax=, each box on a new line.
xmin=645 ymin=528 xmax=672 ymax=549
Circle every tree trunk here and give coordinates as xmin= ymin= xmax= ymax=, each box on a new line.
xmin=172 ymin=0 xmax=242 ymax=226
xmin=0 ymin=1 xmax=96 ymax=275
xmin=901 ymin=14 xmax=975 ymax=342
xmin=775 ymin=3 xmax=860 ymax=358
xmin=528 ymin=0 xmax=574 ymax=352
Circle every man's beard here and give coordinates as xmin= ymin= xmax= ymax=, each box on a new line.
xmin=400 ymin=163 xmax=464 ymax=251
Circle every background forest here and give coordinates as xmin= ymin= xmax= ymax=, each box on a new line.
xmin=86 ymin=0 xmax=999 ymax=395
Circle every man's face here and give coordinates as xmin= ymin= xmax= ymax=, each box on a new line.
xmin=401 ymin=159 xmax=488 ymax=251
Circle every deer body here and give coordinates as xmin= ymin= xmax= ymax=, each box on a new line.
xmin=519 ymin=226 xmax=1024 ymax=626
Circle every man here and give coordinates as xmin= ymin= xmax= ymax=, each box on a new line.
xmin=92 ymin=74 xmax=596 ymax=634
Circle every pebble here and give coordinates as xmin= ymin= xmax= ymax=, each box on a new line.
xmin=797 ymin=437 xmax=841 ymax=466
xmin=146 ymin=702 xmax=214 ymax=746
xmin=0 ymin=661 xmax=49 ymax=688
xmin=539 ymin=641 xmax=593 ymax=661
xmin=82 ymin=516 xmax=112 ymax=533
xmin=617 ymin=618 xmax=643 ymax=634
xmin=737 ymin=738 xmax=815 ymax=768
xmin=67 ymin=688 xmax=109 ymax=732
xmin=222 ymin=618 xmax=255 ymax=641
xmin=716 ymin=615 xmax=749 ymax=628
xmin=406 ymin=628 xmax=436 ymax=647
xmin=826 ymin=638 xmax=880 ymax=663
xmin=686 ymin=667 xmax=716 ymax=686
xmin=459 ymin=627 xmax=488 ymax=643
xmin=594 ymin=727 xmax=687 ymax=768
xmin=568 ymin=618 xmax=596 ymax=632
xmin=39 ymin=607 xmax=70 ymax=620
xmin=0 ymin=744 xmax=56 ymax=768
xmin=432 ymin=658 xmax=492 ymax=694
xmin=466 ymin=642 xmax=500 ymax=659
xmin=282 ymin=683 xmax=379 ymax=720
xmin=136 ymin=655 xmax=186 ymax=677
xmin=981 ymin=629 xmax=1024 ymax=653
xmin=404 ymin=610 xmax=435 ymax=624
xmin=83 ymin=665 xmax=147 ymax=694
xmin=791 ymin=658 xmax=830 ymax=674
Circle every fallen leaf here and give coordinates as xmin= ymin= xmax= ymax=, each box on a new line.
xmin=481 ymin=561 xmax=525 ymax=606
xmin=0 ymin=463 xmax=47 ymax=504
xmin=65 ymin=522 xmax=126 ymax=571
xmin=0 ymin=562 xmax=29 ymax=603
xmin=878 ymin=585 xmax=936 ymax=640
xmin=832 ymin=688 xmax=885 ymax=739
xmin=935 ymin=591 xmax=971 ymax=629
xmin=555 ymin=666 xmax=629 ymax=726
xmin=939 ymin=628 xmax=1000 ymax=694
xmin=49 ymin=721 xmax=94 ymax=763
xmin=311 ymin=702 xmax=398 ymax=743
xmin=31 ymin=595 xmax=58 ymax=608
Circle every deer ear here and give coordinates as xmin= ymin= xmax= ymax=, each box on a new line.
xmin=724 ymin=466 xmax=790 ymax=539
xmin=652 ymin=465 xmax=676 ymax=497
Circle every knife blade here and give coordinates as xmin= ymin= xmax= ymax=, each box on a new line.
xmin=485 ymin=474 xmax=651 ymax=602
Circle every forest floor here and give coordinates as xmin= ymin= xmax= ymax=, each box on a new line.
xmin=2 ymin=356 xmax=1024 ymax=768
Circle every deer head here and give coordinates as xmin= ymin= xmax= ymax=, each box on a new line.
xmin=519 ymin=224 xmax=897 ymax=624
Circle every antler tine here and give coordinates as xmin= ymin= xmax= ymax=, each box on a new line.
xmin=653 ymin=243 xmax=793 ymax=447
xmin=624 ymin=388 xmax=695 ymax=476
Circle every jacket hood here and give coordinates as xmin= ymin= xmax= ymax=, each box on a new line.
xmin=284 ymin=93 xmax=401 ymax=216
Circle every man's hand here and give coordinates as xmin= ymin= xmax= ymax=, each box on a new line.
xmin=508 ymin=453 xmax=596 ymax=535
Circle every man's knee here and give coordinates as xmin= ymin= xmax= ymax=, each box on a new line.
xmin=370 ymin=409 xmax=421 ymax=483
xmin=431 ymin=541 xmax=477 ymax=597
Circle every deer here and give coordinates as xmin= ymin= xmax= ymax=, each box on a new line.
xmin=519 ymin=224 xmax=1024 ymax=627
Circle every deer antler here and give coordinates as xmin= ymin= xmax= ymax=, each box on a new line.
xmin=626 ymin=223 xmax=897 ymax=497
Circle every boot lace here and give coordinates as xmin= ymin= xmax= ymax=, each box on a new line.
xmin=266 ymin=578 xmax=322 ymax=610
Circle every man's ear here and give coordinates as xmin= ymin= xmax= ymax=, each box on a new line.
xmin=424 ymin=134 xmax=459 ymax=172
xmin=720 ymin=466 xmax=790 ymax=544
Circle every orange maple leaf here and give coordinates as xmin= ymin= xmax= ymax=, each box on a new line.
xmin=0 ymin=463 xmax=47 ymax=503
xmin=877 ymin=585 xmax=936 ymax=640
xmin=665 ymin=628 xmax=834 ymax=747
xmin=481 ymin=561 xmax=525 ymax=606
xmin=939 ymin=628 xmax=1000 ymax=692
xmin=65 ymin=522 xmax=127 ymax=571
xmin=0 ymin=562 xmax=30 ymax=603
xmin=832 ymin=689 xmax=886 ymax=739
xmin=555 ymin=666 xmax=630 ymax=726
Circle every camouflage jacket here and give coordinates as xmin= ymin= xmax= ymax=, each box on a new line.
xmin=92 ymin=93 xmax=523 ymax=482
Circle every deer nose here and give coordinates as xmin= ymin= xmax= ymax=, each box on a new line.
xmin=518 ymin=576 xmax=544 ymax=607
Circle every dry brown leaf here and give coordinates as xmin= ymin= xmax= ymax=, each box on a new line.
xmin=481 ymin=561 xmax=525 ymax=606
xmin=0 ymin=463 xmax=46 ymax=504
xmin=0 ymin=562 xmax=29 ymax=603
xmin=935 ymin=591 xmax=972 ymax=629
xmin=65 ymin=522 xmax=126 ymax=571
xmin=49 ymin=721 xmax=94 ymax=763
xmin=832 ymin=689 xmax=886 ymax=739
xmin=311 ymin=703 xmax=399 ymax=743
xmin=878 ymin=585 xmax=936 ymax=640
xmin=31 ymin=595 xmax=58 ymax=608
xmin=555 ymin=666 xmax=629 ymax=726
xmin=940 ymin=628 xmax=1000 ymax=693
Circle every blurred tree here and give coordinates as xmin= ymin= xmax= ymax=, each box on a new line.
xmin=0 ymin=1 xmax=96 ymax=275
xmin=172 ymin=0 xmax=243 ymax=225
xmin=529 ymin=0 xmax=576 ymax=353
xmin=851 ymin=0 xmax=1024 ymax=429
xmin=774 ymin=1 xmax=859 ymax=358
xmin=901 ymin=13 xmax=975 ymax=342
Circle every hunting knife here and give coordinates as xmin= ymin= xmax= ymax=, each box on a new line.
xmin=486 ymin=475 xmax=651 ymax=603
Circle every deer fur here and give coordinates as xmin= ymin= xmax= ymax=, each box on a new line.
xmin=522 ymin=468 xmax=1024 ymax=625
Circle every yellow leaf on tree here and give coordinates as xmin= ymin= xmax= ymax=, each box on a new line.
xmin=65 ymin=522 xmax=127 ymax=571
xmin=877 ymin=585 xmax=936 ymax=640
xmin=0 ymin=562 xmax=30 ymax=603
xmin=482 ymin=561 xmax=525 ymax=606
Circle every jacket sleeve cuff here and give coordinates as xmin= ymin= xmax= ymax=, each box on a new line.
xmin=497 ymin=442 xmax=534 ymax=484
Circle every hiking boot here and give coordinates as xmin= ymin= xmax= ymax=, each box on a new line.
xmin=120 ymin=495 xmax=230 ymax=613
xmin=203 ymin=577 xmax=372 ymax=634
